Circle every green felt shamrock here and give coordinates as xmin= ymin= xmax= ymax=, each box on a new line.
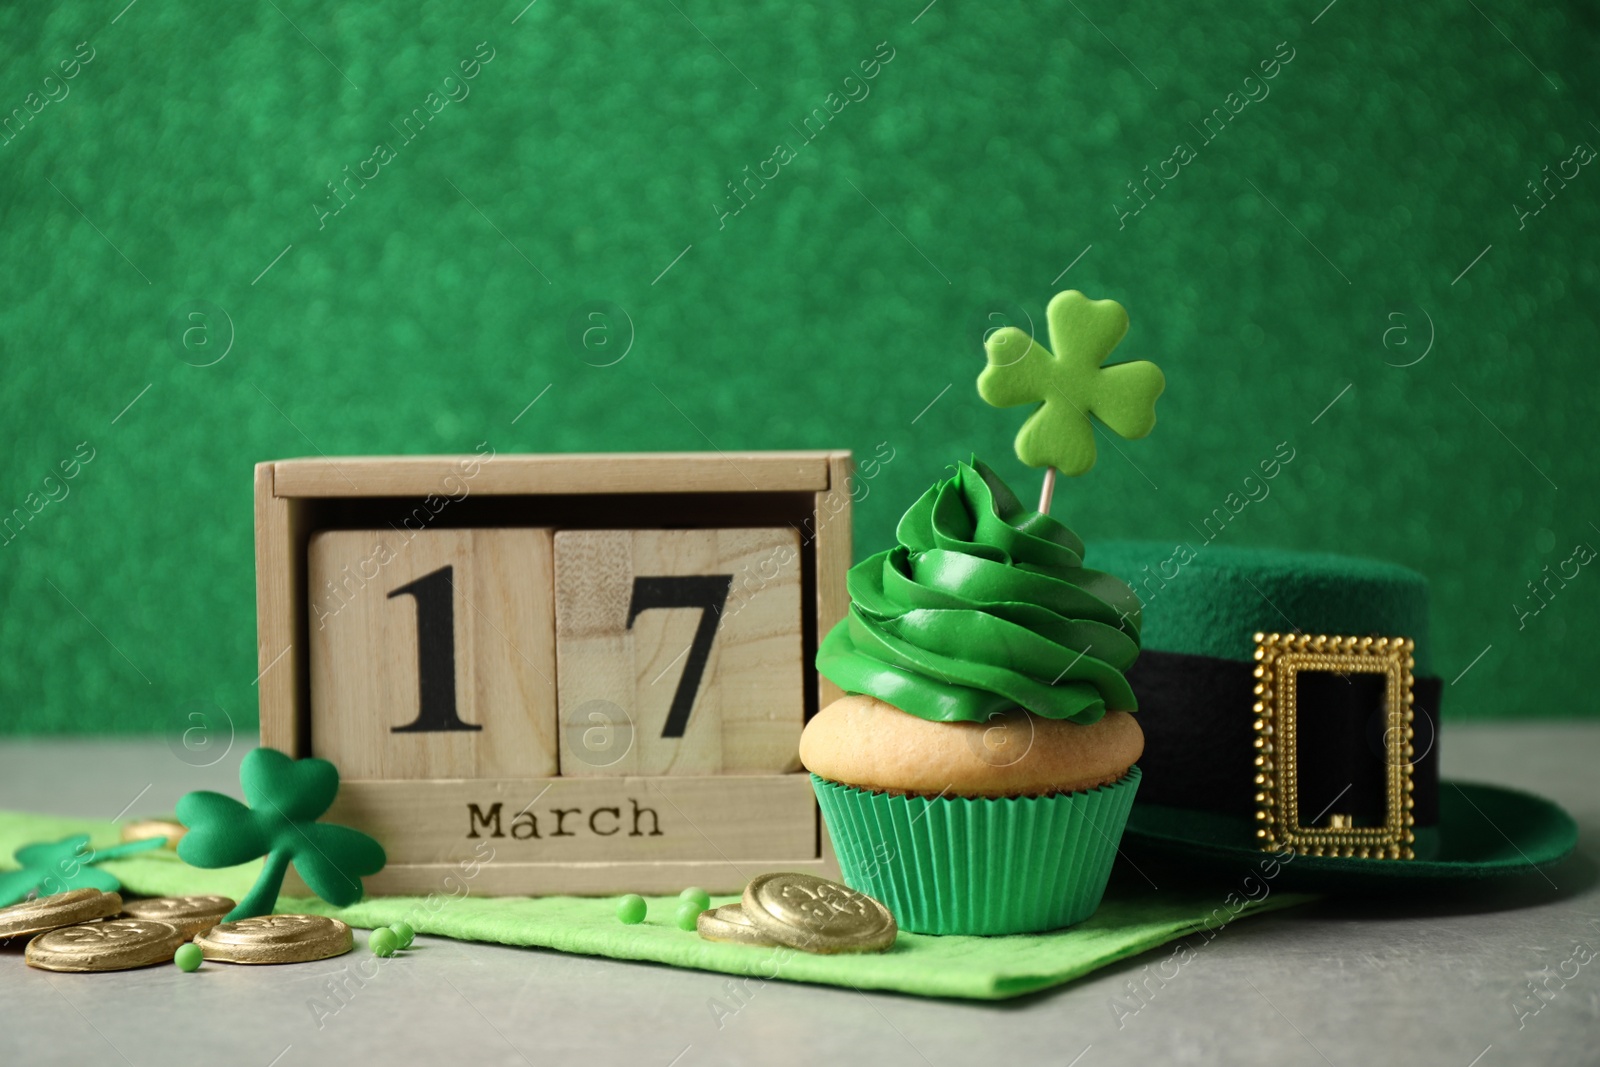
xmin=0 ymin=834 xmax=164 ymax=907
xmin=978 ymin=290 xmax=1165 ymax=477
xmin=177 ymin=747 xmax=386 ymax=921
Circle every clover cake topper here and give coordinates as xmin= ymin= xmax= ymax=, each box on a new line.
xmin=978 ymin=290 xmax=1165 ymax=511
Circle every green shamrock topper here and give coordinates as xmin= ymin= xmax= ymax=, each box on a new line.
xmin=177 ymin=747 xmax=386 ymax=921
xmin=978 ymin=290 xmax=1165 ymax=478
xmin=0 ymin=834 xmax=164 ymax=907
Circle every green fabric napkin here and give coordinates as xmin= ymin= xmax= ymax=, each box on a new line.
xmin=0 ymin=809 xmax=1311 ymax=1000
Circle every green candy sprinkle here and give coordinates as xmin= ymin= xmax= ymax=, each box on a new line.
xmin=389 ymin=921 xmax=415 ymax=948
xmin=616 ymin=894 xmax=647 ymax=925
xmin=369 ymin=928 xmax=398 ymax=957
xmin=674 ymin=902 xmax=703 ymax=931
xmin=678 ymin=887 xmax=711 ymax=912
xmin=173 ymin=943 xmax=203 ymax=972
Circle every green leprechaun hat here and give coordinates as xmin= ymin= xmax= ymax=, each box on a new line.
xmin=1087 ymin=540 xmax=1577 ymax=886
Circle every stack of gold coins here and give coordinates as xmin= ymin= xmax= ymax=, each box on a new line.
xmin=696 ymin=873 xmax=897 ymax=954
xmin=1 ymin=889 xmax=362 ymax=974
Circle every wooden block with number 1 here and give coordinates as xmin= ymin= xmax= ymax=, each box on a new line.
xmin=308 ymin=528 xmax=558 ymax=780
xmin=554 ymin=527 xmax=804 ymax=776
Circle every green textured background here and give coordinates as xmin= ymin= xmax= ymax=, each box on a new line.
xmin=0 ymin=1 xmax=1594 ymax=735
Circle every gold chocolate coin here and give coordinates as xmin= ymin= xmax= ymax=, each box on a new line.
xmin=120 ymin=817 xmax=186 ymax=850
xmin=0 ymin=889 xmax=122 ymax=941
xmin=121 ymin=895 xmax=236 ymax=938
xmin=696 ymin=904 xmax=779 ymax=947
xmin=194 ymin=914 xmax=353 ymax=964
xmin=25 ymin=918 xmax=187 ymax=972
xmin=742 ymin=873 xmax=896 ymax=954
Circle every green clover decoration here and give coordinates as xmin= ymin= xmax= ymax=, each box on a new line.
xmin=0 ymin=833 xmax=164 ymax=907
xmin=978 ymin=290 xmax=1165 ymax=479
xmin=177 ymin=747 xmax=386 ymax=921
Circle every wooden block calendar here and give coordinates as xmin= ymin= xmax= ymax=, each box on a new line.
xmin=254 ymin=451 xmax=852 ymax=896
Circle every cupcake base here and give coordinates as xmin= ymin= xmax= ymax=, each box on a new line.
xmin=812 ymin=767 xmax=1142 ymax=936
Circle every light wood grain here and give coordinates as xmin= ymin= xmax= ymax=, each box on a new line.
xmin=554 ymin=528 xmax=804 ymax=777
xmin=272 ymin=452 xmax=835 ymax=497
xmin=814 ymin=452 xmax=855 ymax=710
xmin=308 ymin=529 xmax=559 ymax=780
xmin=256 ymin=463 xmax=307 ymax=756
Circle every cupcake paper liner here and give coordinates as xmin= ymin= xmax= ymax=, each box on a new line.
xmin=812 ymin=767 xmax=1142 ymax=936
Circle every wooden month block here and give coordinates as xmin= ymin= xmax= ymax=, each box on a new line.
xmin=308 ymin=528 xmax=558 ymax=780
xmin=323 ymin=774 xmax=817 ymax=867
xmin=554 ymin=528 xmax=804 ymax=776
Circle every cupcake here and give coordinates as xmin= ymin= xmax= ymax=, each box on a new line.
xmin=802 ymin=458 xmax=1145 ymax=935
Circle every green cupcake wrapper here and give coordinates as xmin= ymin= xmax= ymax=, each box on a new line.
xmin=812 ymin=767 xmax=1142 ymax=936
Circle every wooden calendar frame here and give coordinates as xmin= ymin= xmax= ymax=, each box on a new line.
xmin=254 ymin=451 xmax=851 ymax=895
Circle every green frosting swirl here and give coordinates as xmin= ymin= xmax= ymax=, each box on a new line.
xmin=816 ymin=458 xmax=1142 ymax=724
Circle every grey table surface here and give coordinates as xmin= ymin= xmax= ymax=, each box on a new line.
xmin=0 ymin=725 xmax=1596 ymax=1067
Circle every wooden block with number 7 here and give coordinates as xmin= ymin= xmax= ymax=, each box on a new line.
xmin=308 ymin=528 xmax=559 ymax=780
xmin=554 ymin=528 xmax=804 ymax=776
